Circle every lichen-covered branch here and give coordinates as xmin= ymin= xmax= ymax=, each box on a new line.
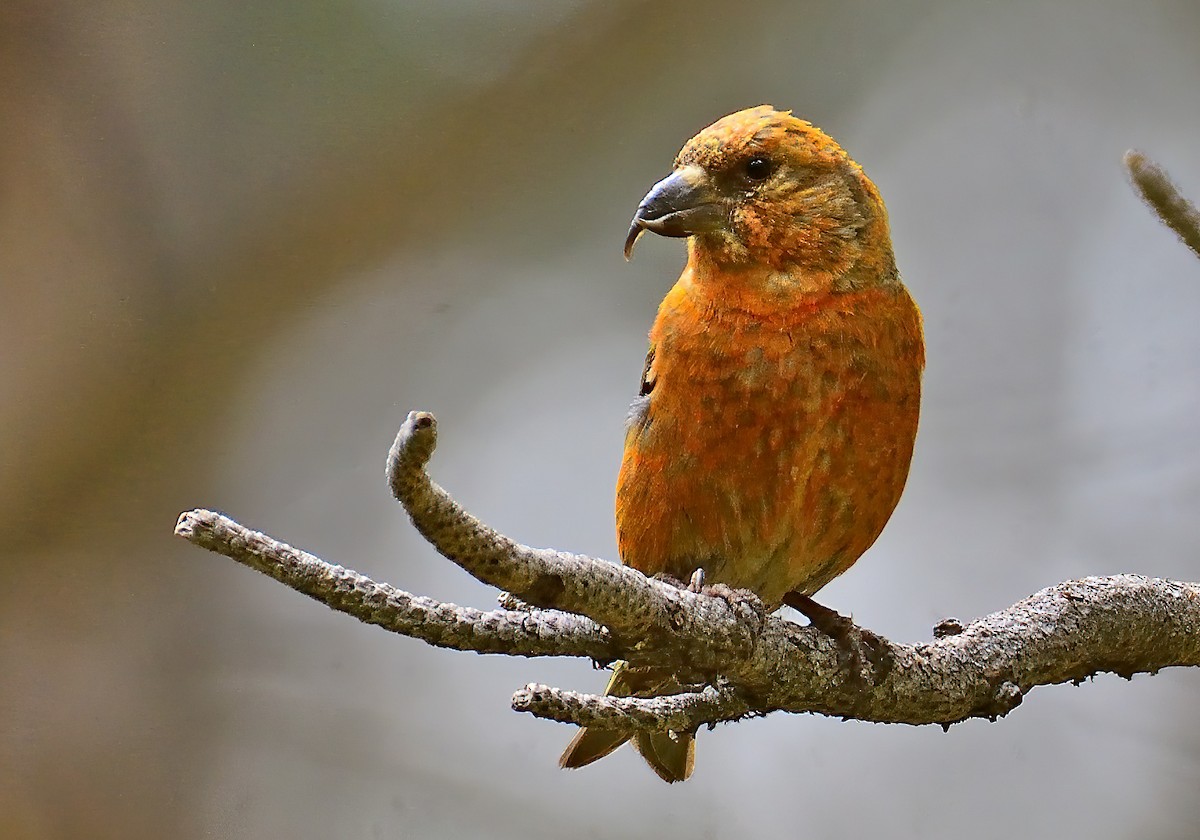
xmin=1125 ymin=150 xmax=1200 ymax=259
xmin=174 ymin=509 xmax=618 ymax=660
xmin=175 ymin=412 xmax=1200 ymax=740
xmin=386 ymin=411 xmax=766 ymax=665
xmin=512 ymin=682 xmax=750 ymax=731
xmin=732 ymin=574 xmax=1200 ymax=726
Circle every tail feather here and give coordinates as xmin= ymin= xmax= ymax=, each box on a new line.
xmin=557 ymin=661 xmax=697 ymax=782
xmin=634 ymin=730 xmax=696 ymax=783
xmin=558 ymin=726 xmax=629 ymax=769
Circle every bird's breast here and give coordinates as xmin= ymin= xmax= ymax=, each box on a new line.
xmin=616 ymin=277 xmax=923 ymax=606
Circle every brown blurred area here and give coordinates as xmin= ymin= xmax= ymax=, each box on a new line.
xmin=3 ymin=1 xmax=1200 ymax=837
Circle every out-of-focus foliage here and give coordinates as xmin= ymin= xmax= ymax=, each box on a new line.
xmin=2 ymin=1 xmax=1198 ymax=837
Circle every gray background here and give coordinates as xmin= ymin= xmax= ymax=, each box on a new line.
xmin=3 ymin=1 xmax=1199 ymax=837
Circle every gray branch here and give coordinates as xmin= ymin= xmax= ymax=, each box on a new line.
xmin=175 ymin=411 xmax=1200 ymax=739
xmin=512 ymin=682 xmax=750 ymax=731
xmin=385 ymin=411 xmax=767 ymax=670
xmin=173 ymin=508 xmax=618 ymax=661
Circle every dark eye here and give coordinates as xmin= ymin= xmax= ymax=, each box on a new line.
xmin=744 ymin=156 xmax=772 ymax=182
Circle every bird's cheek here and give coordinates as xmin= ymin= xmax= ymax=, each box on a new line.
xmin=730 ymin=207 xmax=771 ymax=251
xmin=691 ymin=228 xmax=748 ymax=265
xmin=705 ymin=207 xmax=763 ymax=259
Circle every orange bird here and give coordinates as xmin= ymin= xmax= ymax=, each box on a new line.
xmin=560 ymin=106 xmax=924 ymax=781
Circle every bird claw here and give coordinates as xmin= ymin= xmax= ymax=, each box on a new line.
xmin=783 ymin=592 xmax=893 ymax=687
xmin=653 ymin=568 xmax=707 ymax=594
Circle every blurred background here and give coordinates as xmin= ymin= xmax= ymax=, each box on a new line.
xmin=3 ymin=0 xmax=1199 ymax=837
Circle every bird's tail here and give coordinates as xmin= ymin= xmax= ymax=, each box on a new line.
xmin=557 ymin=660 xmax=696 ymax=782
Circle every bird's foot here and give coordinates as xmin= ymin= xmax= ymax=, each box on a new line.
xmin=701 ymin=583 xmax=767 ymax=629
xmin=783 ymin=592 xmax=893 ymax=687
xmin=652 ymin=572 xmax=688 ymax=590
xmin=652 ymin=571 xmax=764 ymax=624
xmin=652 ymin=568 xmax=706 ymax=594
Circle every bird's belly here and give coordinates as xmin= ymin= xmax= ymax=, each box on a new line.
xmin=616 ymin=307 xmax=921 ymax=608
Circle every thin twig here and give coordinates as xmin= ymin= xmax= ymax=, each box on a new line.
xmin=174 ymin=509 xmax=618 ymax=660
xmin=385 ymin=411 xmax=766 ymax=660
xmin=512 ymin=682 xmax=750 ymax=731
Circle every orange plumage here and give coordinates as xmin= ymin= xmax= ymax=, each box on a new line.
xmin=561 ymin=106 xmax=924 ymax=781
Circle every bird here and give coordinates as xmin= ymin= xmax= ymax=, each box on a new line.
xmin=559 ymin=105 xmax=924 ymax=782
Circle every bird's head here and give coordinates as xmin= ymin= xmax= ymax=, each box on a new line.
xmin=625 ymin=106 xmax=893 ymax=287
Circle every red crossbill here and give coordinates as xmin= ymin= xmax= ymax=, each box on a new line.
xmin=560 ymin=106 xmax=924 ymax=782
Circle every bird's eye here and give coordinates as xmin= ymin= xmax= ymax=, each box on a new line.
xmin=744 ymin=156 xmax=772 ymax=182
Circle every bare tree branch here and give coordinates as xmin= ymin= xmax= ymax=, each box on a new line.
xmin=175 ymin=411 xmax=1200 ymax=740
xmin=512 ymin=682 xmax=751 ymax=731
xmin=1125 ymin=150 xmax=1200 ymax=259
xmin=385 ymin=411 xmax=768 ymax=669
xmin=173 ymin=508 xmax=618 ymax=661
